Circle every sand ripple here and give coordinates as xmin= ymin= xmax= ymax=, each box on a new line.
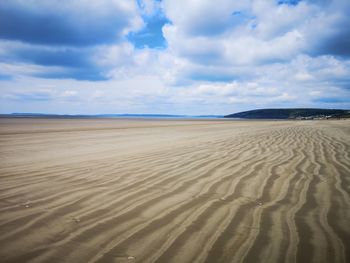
xmin=0 ymin=118 xmax=349 ymax=263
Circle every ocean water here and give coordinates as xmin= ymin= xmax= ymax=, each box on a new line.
xmin=1 ymin=113 xmax=224 ymax=119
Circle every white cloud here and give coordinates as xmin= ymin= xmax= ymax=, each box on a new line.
xmin=139 ymin=0 xmax=162 ymax=16
xmin=1 ymin=0 xmax=350 ymax=114
xmin=163 ymin=0 xmax=250 ymax=36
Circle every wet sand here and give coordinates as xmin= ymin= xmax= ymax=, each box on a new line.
xmin=0 ymin=118 xmax=349 ymax=263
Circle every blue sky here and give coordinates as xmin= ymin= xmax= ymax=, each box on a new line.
xmin=0 ymin=0 xmax=349 ymax=115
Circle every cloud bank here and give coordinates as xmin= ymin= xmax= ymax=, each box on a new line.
xmin=0 ymin=0 xmax=349 ymax=114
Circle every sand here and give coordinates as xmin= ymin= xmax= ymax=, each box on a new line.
xmin=0 ymin=118 xmax=349 ymax=263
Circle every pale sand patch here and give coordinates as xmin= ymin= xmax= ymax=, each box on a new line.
xmin=0 ymin=118 xmax=349 ymax=263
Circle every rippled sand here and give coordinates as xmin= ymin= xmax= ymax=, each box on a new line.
xmin=0 ymin=118 xmax=349 ymax=263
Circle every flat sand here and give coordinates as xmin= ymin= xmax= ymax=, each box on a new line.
xmin=0 ymin=118 xmax=349 ymax=263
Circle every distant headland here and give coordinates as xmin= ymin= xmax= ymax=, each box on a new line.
xmin=224 ymin=108 xmax=350 ymax=119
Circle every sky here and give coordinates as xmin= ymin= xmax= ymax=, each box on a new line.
xmin=0 ymin=0 xmax=349 ymax=115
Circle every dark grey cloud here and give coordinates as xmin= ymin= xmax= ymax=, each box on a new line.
xmin=0 ymin=1 xmax=143 ymax=81
xmin=303 ymin=0 xmax=350 ymax=57
xmin=277 ymin=0 xmax=301 ymax=6
xmin=13 ymin=48 xmax=92 ymax=67
xmin=0 ymin=44 xmax=106 ymax=81
xmin=0 ymin=1 xmax=139 ymax=46
xmin=35 ymin=68 xmax=107 ymax=81
xmin=7 ymin=90 xmax=55 ymax=101
xmin=314 ymin=26 xmax=350 ymax=57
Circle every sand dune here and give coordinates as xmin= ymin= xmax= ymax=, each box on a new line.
xmin=0 ymin=118 xmax=349 ymax=263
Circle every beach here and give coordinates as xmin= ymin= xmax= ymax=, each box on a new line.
xmin=0 ymin=118 xmax=349 ymax=263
